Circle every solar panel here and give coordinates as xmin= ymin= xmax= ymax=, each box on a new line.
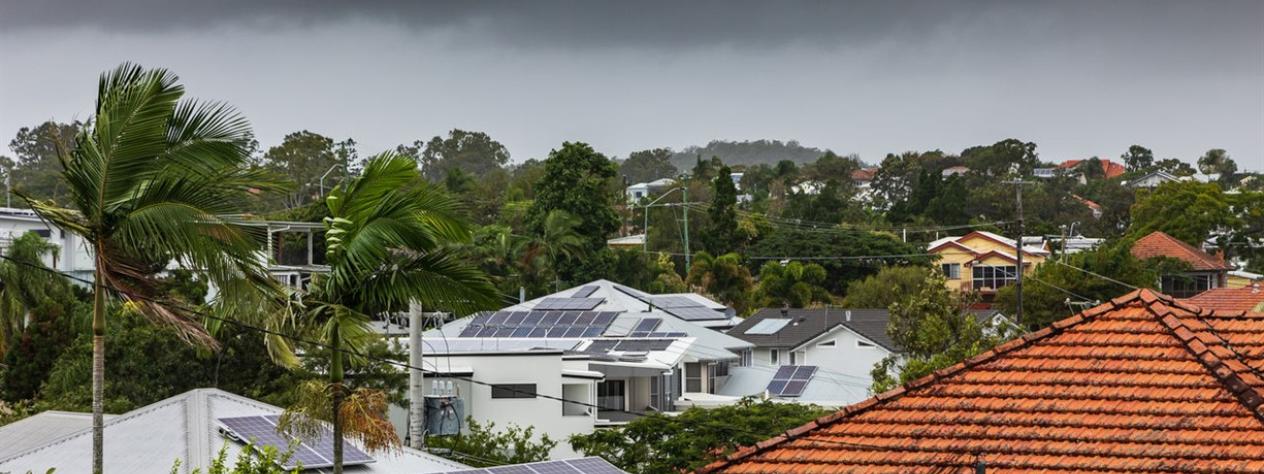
xmin=663 ymin=306 xmax=727 ymax=321
xmin=648 ymin=331 xmax=688 ymax=337
xmin=572 ymin=286 xmax=600 ymax=298
xmin=435 ymin=456 xmax=626 ymax=474
xmin=633 ymin=318 xmax=662 ymax=332
xmin=650 ymin=296 xmax=701 ymax=308
xmin=487 ymin=311 xmax=510 ymax=325
xmin=534 ymin=297 xmax=604 ymax=310
xmin=766 ymin=365 xmax=818 ymax=397
xmin=745 ymin=318 xmax=791 ymax=335
xmin=219 ymin=415 xmax=373 ymax=469
xmin=458 ymin=325 xmax=482 ymax=337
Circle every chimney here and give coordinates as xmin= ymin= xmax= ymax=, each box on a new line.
xmin=781 ymin=303 xmax=789 ymax=318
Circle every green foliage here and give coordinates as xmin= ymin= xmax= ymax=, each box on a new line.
xmin=525 ymin=142 xmax=620 ymax=283
xmin=174 ymin=443 xmax=300 ymax=474
xmin=569 ymin=399 xmax=829 ymax=474
xmin=605 ymin=250 xmax=687 ymax=294
xmin=256 ymin=130 xmax=357 ymax=210
xmin=686 ymin=252 xmax=754 ymax=314
xmin=747 ymin=228 xmax=929 ymax=294
xmin=1197 ymin=148 xmax=1237 ymax=184
xmin=1121 ymin=145 xmax=1154 ymax=172
xmin=754 ymin=261 xmax=831 ymax=308
xmin=427 ymin=418 xmax=556 ymax=468
xmin=961 ymin=138 xmax=1039 ymax=177
xmin=703 ymin=165 xmax=740 ymax=255
xmin=871 ymin=272 xmax=1003 ymax=392
xmin=1127 ymin=181 xmax=1236 ymax=245
xmin=399 ymin=129 xmax=510 ymax=184
xmin=842 ymin=265 xmax=933 ymax=308
xmin=5 ymin=121 xmax=83 ymax=204
xmin=618 ymin=148 xmax=678 ymax=184
xmin=38 ymin=309 xmax=294 ymax=413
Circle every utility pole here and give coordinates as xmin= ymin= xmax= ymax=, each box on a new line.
xmin=1059 ymin=224 xmax=1068 ymax=259
xmin=407 ymin=302 xmax=425 ymax=450
xmin=682 ymin=185 xmax=691 ymax=269
xmin=1005 ymin=180 xmax=1030 ymax=327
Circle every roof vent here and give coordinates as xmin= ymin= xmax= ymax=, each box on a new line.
xmin=845 ymin=310 xmax=852 ymax=322
xmin=780 ymin=304 xmax=789 ymax=318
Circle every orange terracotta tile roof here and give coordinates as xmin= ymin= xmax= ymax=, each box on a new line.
xmin=700 ymin=289 xmax=1264 ymax=474
xmin=1182 ymin=286 xmax=1264 ymax=313
xmin=1130 ymin=231 xmax=1232 ymax=271
xmin=1057 ymin=158 xmax=1127 ymax=179
xmin=851 ymin=167 xmax=878 ymax=182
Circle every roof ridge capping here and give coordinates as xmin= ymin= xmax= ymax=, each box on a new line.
xmin=698 ymin=288 xmax=1264 ymax=473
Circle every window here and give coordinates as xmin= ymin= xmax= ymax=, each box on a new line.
xmin=707 ymin=364 xmax=717 ymax=394
xmin=685 ymin=363 xmax=703 ymax=392
xmin=1162 ymin=274 xmax=1215 ymax=298
xmin=32 ymin=229 xmax=51 ymax=238
xmin=857 ymin=339 xmax=876 ymax=348
xmin=769 ymin=349 xmax=780 ymax=366
xmin=739 ymin=349 xmax=753 ymax=367
xmin=597 ymin=380 xmax=625 ymax=410
xmin=789 ymin=351 xmax=798 ymax=366
xmin=491 ymin=384 xmax=536 ymax=399
xmin=941 ymin=263 xmax=961 ymax=280
xmin=818 ymin=340 xmax=836 ymax=348
xmin=972 ymin=265 xmax=1018 ymax=290
xmin=715 ymin=360 xmax=730 ymax=377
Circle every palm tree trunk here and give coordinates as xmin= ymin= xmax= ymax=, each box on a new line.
xmin=91 ymin=267 xmax=106 ymax=474
xmin=331 ymin=323 xmax=344 ymax=474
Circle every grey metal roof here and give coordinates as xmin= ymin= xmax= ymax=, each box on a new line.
xmin=728 ymin=308 xmax=900 ymax=352
xmin=0 ymin=411 xmax=114 ymax=460
xmin=0 ymin=388 xmax=467 ymax=474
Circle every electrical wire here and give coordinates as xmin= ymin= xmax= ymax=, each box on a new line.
xmin=0 ymin=254 xmax=920 ymax=456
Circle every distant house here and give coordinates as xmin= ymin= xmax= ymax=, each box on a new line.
xmin=941 ymin=166 xmax=969 ymax=178
xmin=722 ymin=308 xmax=900 ymax=406
xmin=1126 ymin=169 xmax=1184 ymax=188
xmin=0 ymin=206 xmax=94 ymax=283
xmin=1181 ymin=285 xmax=1264 ymax=313
xmin=701 ymin=290 xmax=1264 ymax=473
xmin=1229 ymin=269 xmax=1264 ymax=289
xmin=1022 ymin=235 xmax=1105 ymax=255
xmin=1130 ymin=231 xmax=1232 ymax=297
xmin=1055 ymin=158 xmax=1126 ymax=180
xmin=625 ymin=177 xmax=676 ymax=201
xmin=437 ymin=458 xmax=626 ymax=474
xmin=606 ymin=234 xmax=646 ymax=249
xmin=850 ymin=167 xmax=877 ymax=188
xmin=927 ymin=231 xmax=1050 ymax=300
xmin=421 ymin=280 xmax=750 ymax=458
xmin=1071 ymin=194 xmax=1103 ymax=219
xmin=0 ymin=389 xmax=465 ymax=473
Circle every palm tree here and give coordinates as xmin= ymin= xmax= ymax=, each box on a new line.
xmin=21 ymin=63 xmax=277 ymax=474
xmin=280 ymin=152 xmax=496 ymax=472
xmin=0 ymin=232 xmax=71 ymax=359
xmin=519 ymin=209 xmax=587 ymax=291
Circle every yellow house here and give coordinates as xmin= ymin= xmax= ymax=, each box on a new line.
xmin=1228 ymin=270 xmax=1263 ymax=289
xmin=927 ymin=231 xmax=1050 ymax=296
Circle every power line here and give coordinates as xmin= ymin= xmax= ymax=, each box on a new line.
xmin=0 ymin=254 xmax=932 ymax=457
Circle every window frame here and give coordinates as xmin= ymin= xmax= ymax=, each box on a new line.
xmin=941 ymin=263 xmax=961 ymax=280
xmin=490 ymin=383 xmax=537 ymax=399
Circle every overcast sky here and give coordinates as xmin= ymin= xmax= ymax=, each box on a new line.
xmin=1 ymin=0 xmax=1261 ymax=169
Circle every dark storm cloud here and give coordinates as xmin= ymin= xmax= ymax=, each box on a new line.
xmin=4 ymin=0 xmax=1258 ymax=52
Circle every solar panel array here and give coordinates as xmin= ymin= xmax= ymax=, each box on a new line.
xmin=458 ymin=311 xmax=619 ymax=338
xmin=661 ymin=305 xmax=728 ymax=321
xmin=585 ymin=339 xmax=676 ymax=354
xmin=219 ymin=415 xmax=373 ymax=469
xmin=571 ymin=285 xmax=600 ymax=298
xmin=534 ymin=297 xmax=604 ymax=310
xmin=766 ymin=365 xmax=818 ymax=397
xmin=436 ymin=456 xmax=626 ymax=474
xmin=613 ymin=284 xmax=728 ymax=321
xmin=745 ymin=318 xmax=791 ymax=335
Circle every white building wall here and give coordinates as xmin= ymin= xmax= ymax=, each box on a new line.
xmin=797 ymin=327 xmax=892 ymax=384
xmin=0 ymin=211 xmax=95 ymax=282
xmin=421 ymin=353 xmax=597 ymax=459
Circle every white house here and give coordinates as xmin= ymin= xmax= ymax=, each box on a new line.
xmin=1125 ymin=169 xmax=1190 ymax=188
xmin=624 ymin=178 xmax=676 ymax=202
xmin=416 ymin=280 xmax=752 ymax=458
xmin=0 ymin=388 xmax=466 ymax=473
xmin=719 ymin=308 xmax=897 ymax=406
xmin=0 ymin=206 xmax=95 ymax=283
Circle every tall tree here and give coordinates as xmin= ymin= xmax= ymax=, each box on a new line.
xmin=841 ymin=265 xmax=934 ymax=308
xmin=281 ymin=152 xmax=496 ymax=472
xmin=21 ymin=63 xmax=280 ymax=473
xmin=961 ymin=138 xmax=1039 ymax=177
xmin=258 ymin=131 xmax=357 ymax=210
xmin=754 ymin=261 xmax=830 ymax=308
xmin=1127 ymin=181 xmax=1237 ymax=246
xmin=1197 ymin=148 xmax=1238 ymax=186
xmin=1121 ymin=145 xmax=1154 ymax=172
xmin=7 ymin=121 xmax=83 ymax=204
xmin=686 ymin=252 xmax=754 ymax=314
xmin=1154 ymin=158 xmax=1197 ymax=177
xmin=519 ymin=210 xmax=588 ymax=291
xmin=619 ymin=148 xmax=678 ymax=184
xmin=525 ymin=142 xmax=620 ymax=282
xmin=703 ymin=165 xmax=740 ymax=255
xmin=399 ymin=129 xmax=510 ymax=183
